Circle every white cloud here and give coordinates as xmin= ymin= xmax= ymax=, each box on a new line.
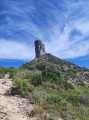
xmin=45 ymin=21 xmax=89 ymax=59
xmin=1 ymin=0 xmax=89 ymax=60
xmin=43 ymin=1 xmax=89 ymax=59
xmin=0 ymin=39 xmax=35 ymax=60
xmin=74 ymin=20 xmax=89 ymax=36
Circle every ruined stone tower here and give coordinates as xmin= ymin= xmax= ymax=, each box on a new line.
xmin=35 ymin=40 xmax=46 ymax=58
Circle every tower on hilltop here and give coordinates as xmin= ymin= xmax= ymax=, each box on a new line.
xmin=35 ymin=40 xmax=46 ymax=58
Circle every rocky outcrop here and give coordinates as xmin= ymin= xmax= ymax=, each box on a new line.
xmin=35 ymin=40 xmax=46 ymax=58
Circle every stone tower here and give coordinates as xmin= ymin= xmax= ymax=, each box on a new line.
xmin=35 ymin=40 xmax=46 ymax=58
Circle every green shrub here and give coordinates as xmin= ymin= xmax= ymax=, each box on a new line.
xmin=75 ymin=114 xmax=89 ymax=120
xmin=31 ymin=73 xmax=43 ymax=86
xmin=24 ymin=70 xmax=41 ymax=79
xmin=41 ymin=70 xmax=74 ymax=90
xmin=29 ymin=69 xmax=74 ymax=90
xmin=80 ymin=89 xmax=89 ymax=106
xmin=66 ymin=90 xmax=80 ymax=105
xmin=46 ymin=94 xmax=62 ymax=105
xmin=42 ymin=82 xmax=58 ymax=90
xmin=46 ymin=115 xmax=58 ymax=120
xmin=0 ymin=68 xmax=7 ymax=78
xmin=0 ymin=73 xmax=4 ymax=79
xmin=58 ymin=80 xmax=74 ymax=90
xmin=12 ymin=77 xmax=35 ymax=97
xmin=6 ymin=67 xmax=17 ymax=78
xmin=42 ymin=70 xmax=58 ymax=83
xmin=28 ymin=90 xmax=47 ymax=104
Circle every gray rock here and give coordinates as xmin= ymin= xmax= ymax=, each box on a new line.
xmin=35 ymin=40 xmax=46 ymax=58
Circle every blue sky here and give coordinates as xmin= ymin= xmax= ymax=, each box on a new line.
xmin=0 ymin=0 xmax=89 ymax=68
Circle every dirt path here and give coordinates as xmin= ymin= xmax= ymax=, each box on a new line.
xmin=0 ymin=74 xmax=37 ymax=120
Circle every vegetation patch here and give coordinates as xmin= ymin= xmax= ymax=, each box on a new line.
xmin=10 ymin=54 xmax=89 ymax=119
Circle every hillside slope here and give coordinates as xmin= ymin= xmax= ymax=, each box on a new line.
xmin=0 ymin=74 xmax=38 ymax=120
xmin=20 ymin=53 xmax=89 ymax=86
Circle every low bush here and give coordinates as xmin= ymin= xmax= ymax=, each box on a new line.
xmin=28 ymin=90 xmax=47 ymax=104
xmin=12 ymin=77 xmax=35 ymax=97
xmin=46 ymin=94 xmax=62 ymax=105
xmin=31 ymin=72 xmax=43 ymax=86
xmin=46 ymin=115 xmax=58 ymax=120
xmin=0 ymin=67 xmax=7 ymax=78
xmin=42 ymin=70 xmax=74 ymax=90
xmin=58 ymin=79 xmax=74 ymax=90
xmin=67 ymin=93 xmax=80 ymax=106
xmin=80 ymin=88 xmax=89 ymax=106
xmin=42 ymin=82 xmax=58 ymax=90
xmin=0 ymin=73 xmax=4 ymax=79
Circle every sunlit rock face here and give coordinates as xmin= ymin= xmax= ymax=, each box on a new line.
xmin=35 ymin=40 xmax=46 ymax=58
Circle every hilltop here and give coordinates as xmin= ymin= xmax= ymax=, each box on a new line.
xmin=20 ymin=53 xmax=89 ymax=87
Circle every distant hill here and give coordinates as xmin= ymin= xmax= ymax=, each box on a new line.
xmin=20 ymin=53 xmax=89 ymax=87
